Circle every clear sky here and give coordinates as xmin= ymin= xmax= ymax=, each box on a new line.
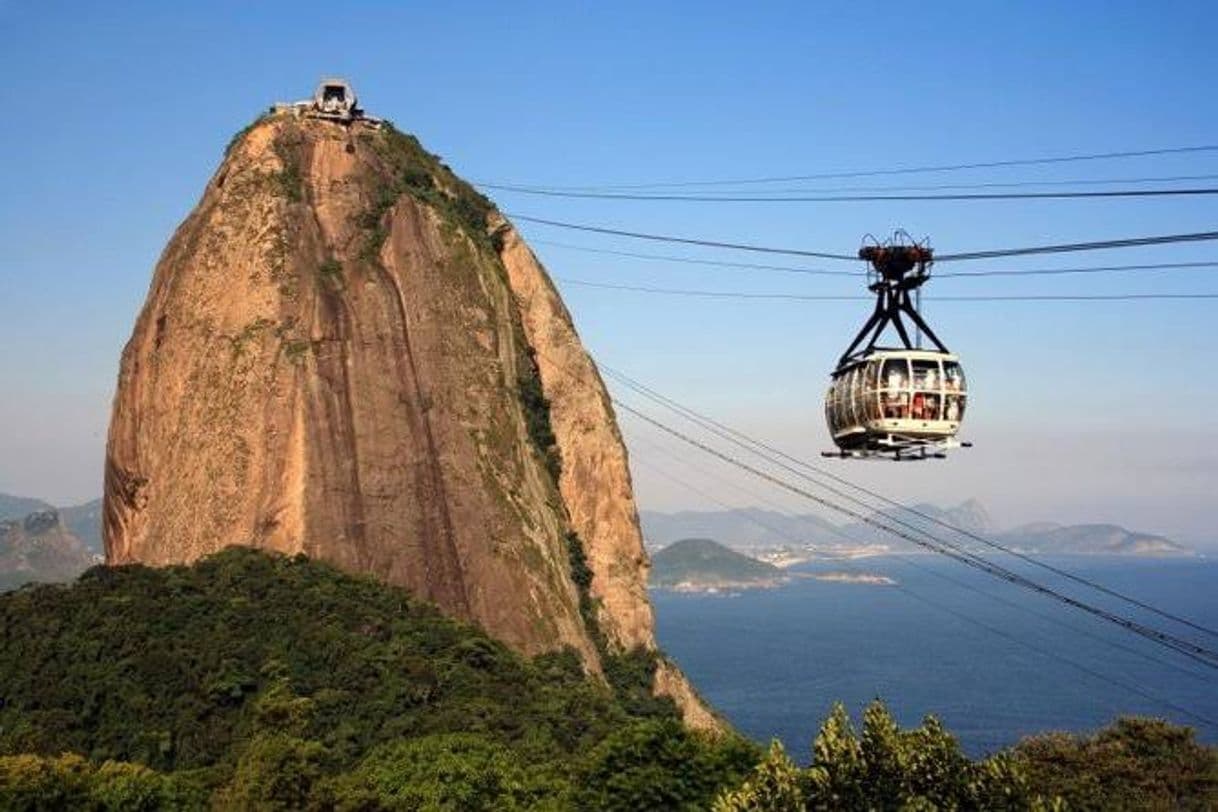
xmin=2 ymin=1 xmax=1215 ymax=546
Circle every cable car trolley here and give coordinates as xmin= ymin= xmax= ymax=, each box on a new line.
xmin=824 ymin=232 xmax=971 ymax=460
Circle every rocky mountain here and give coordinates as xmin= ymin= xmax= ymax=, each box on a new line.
xmin=0 ymin=509 xmax=96 ymax=591
xmin=650 ymin=538 xmax=784 ymax=589
xmin=103 ymin=111 xmax=710 ymax=727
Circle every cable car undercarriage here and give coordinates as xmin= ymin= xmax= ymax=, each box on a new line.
xmin=824 ymin=233 xmax=972 ymax=461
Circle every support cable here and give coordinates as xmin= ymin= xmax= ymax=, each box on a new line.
xmin=627 ymin=429 xmax=1215 ymax=687
xmin=613 ymin=397 xmax=1218 ymax=671
xmin=509 ymin=215 xmax=1218 ymax=263
xmin=533 ymin=239 xmax=1218 ymax=279
xmin=556 ymin=277 xmax=1218 ymax=302
xmin=480 ymin=144 xmax=1218 ymax=191
xmin=490 ymin=186 xmax=1218 ymax=203
xmin=630 ymin=436 xmax=1218 ymax=732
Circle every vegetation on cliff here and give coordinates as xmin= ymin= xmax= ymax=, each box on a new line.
xmin=1 ymin=549 xmax=1211 ymax=809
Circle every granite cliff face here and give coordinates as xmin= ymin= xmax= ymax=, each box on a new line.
xmin=104 ymin=113 xmax=712 ymax=726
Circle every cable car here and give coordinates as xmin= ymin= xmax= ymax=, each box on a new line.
xmin=824 ymin=233 xmax=971 ymax=460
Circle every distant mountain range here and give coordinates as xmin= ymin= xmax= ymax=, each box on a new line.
xmin=641 ymin=499 xmax=1191 ymax=557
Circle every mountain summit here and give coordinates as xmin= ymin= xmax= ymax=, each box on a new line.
xmin=103 ymin=105 xmax=711 ymax=726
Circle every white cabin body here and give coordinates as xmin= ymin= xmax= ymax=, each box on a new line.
xmin=825 ymin=349 xmax=967 ymax=453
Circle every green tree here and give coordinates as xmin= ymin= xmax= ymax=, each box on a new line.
xmin=804 ymin=702 xmax=865 ymax=809
xmin=713 ymin=740 xmax=804 ymax=812
xmin=327 ymin=732 xmax=569 ymax=811
xmin=215 ymin=733 xmax=329 ymax=810
xmin=1013 ymin=716 xmax=1218 ymax=810
xmin=0 ymin=753 xmax=90 ymax=810
xmin=718 ymin=701 xmax=1052 ymax=811
xmin=577 ymin=718 xmax=757 ymax=811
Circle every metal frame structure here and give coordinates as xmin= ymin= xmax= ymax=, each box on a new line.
xmin=838 ymin=232 xmax=948 ymax=368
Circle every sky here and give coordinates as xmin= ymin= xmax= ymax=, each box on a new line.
xmin=1 ymin=1 xmax=1216 ymax=546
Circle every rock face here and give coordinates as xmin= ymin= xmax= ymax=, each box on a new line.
xmin=104 ymin=114 xmax=713 ymax=726
xmin=1 ymin=510 xmax=95 ymax=590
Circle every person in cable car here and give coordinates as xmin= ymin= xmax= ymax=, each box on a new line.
xmin=924 ymin=392 xmax=940 ymax=420
xmin=945 ymin=395 xmax=961 ymax=422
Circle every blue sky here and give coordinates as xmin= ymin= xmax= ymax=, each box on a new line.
xmin=2 ymin=1 xmax=1216 ymax=545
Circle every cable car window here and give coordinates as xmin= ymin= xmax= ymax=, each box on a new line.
xmin=881 ymin=358 xmax=909 ymax=419
xmin=944 ymin=394 xmax=966 ymax=422
xmin=944 ymin=361 xmax=966 ymax=392
xmin=849 ymin=368 xmax=866 ymax=425
xmin=863 ymin=360 xmax=881 ymax=421
xmin=912 ymin=392 xmax=941 ymax=421
xmin=882 ymin=358 xmax=908 ymax=392
xmin=912 ymin=360 xmax=940 ymax=391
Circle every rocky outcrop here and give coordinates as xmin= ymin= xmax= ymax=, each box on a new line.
xmin=103 ymin=113 xmax=714 ymax=726
xmin=1 ymin=510 xmax=95 ymax=589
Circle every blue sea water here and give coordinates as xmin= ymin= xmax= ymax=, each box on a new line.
xmin=651 ymin=555 xmax=1218 ymax=756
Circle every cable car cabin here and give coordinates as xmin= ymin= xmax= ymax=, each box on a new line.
xmin=825 ymin=350 xmax=967 ymax=458
xmin=823 ymin=234 xmax=970 ymax=460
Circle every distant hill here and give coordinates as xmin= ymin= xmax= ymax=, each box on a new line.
xmin=651 ymin=538 xmax=784 ymax=589
xmin=0 ymin=509 xmax=96 ymax=591
xmin=0 ymin=493 xmax=104 ymax=556
xmin=0 ymin=493 xmax=54 ymax=520
xmin=643 ymin=500 xmax=1190 ymax=557
xmin=59 ymin=498 xmax=103 ymax=555
xmin=998 ymin=523 xmax=1189 ymax=556
xmin=641 ymin=509 xmax=846 ymax=549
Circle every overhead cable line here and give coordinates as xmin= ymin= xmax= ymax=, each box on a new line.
xmin=482 ymin=144 xmax=1218 ymax=191
xmin=628 ymin=434 xmax=1217 ymax=707
xmin=510 ymin=214 xmax=859 ymax=260
xmin=702 ymin=172 xmax=1218 ymax=196
xmin=511 ymin=215 xmax=1218 ymax=262
xmin=936 ymin=260 xmax=1218 ymax=278
xmin=557 ymin=278 xmax=863 ymax=300
xmin=556 ymin=277 xmax=1218 ymax=302
xmin=531 ymin=239 xmax=858 ymax=276
xmin=533 ymin=239 xmax=1218 ymax=280
xmin=490 ymin=172 xmax=1218 ymax=198
xmin=490 ymin=185 xmax=1218 ymax=203
xmin=604 ymin=365 xmax=1218 ymax=643
xmin=612 ymin=396 xmax=1218 ymax=672
xmin=937 ymin=230 xmax=1218 ymax=262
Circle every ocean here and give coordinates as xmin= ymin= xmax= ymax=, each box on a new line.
xmin=650 ymin=555 xmax=1218 ymax=756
